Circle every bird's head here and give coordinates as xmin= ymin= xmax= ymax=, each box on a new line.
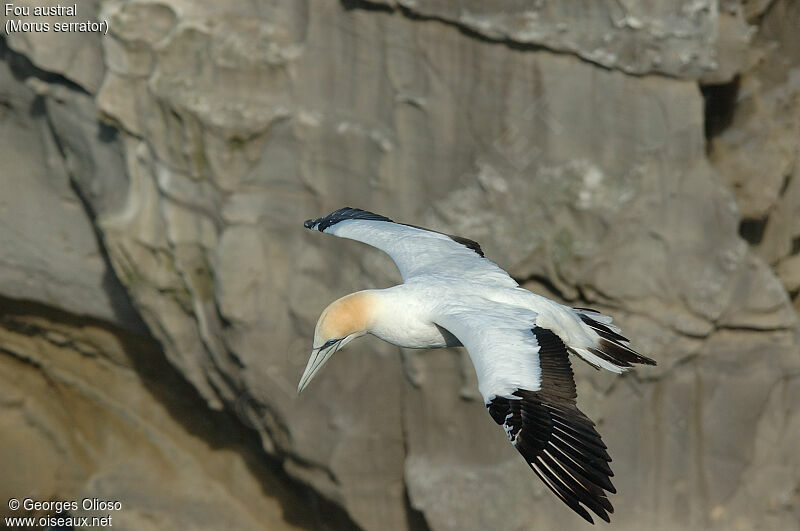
xmin=297 ymin=291 xmax=376 ymax=393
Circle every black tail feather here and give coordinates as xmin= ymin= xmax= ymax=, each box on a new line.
xmin=578 ymin=313 xmax=657 ymax=368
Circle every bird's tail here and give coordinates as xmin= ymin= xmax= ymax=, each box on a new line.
xmin=570 ymin=308 xmax=657 ymax=372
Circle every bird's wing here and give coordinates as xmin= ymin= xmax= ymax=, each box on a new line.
xmin=304 ymin=207 xmax=518 ymax=286
xmin=435 ymin=303 xmax=615 ymax=524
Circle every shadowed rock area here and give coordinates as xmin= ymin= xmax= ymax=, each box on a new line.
xmin=0 ymin=1 xmax=798 ymax=530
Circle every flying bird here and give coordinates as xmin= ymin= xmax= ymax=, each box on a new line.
xmin=298 ymin=207 xmax=656 ymax=524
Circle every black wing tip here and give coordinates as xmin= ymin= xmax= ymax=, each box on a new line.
xmin=526 ymin=455 xmax=614 ymax=525
xmin=492 ymin=387 xmax=617 ymax=525
xmin=527 ymin=452 xmax=616 ymax=524
xmin=304 ymin=207 xmax=393 ymax=232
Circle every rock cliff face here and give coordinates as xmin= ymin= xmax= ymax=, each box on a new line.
xmin=0 ymin=1 xmax=798 ymax=530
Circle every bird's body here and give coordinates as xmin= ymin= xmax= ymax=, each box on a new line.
xmin=298 ymin=207 xmax=656 ymax=524
xmin=363 ymin=284 xmax=456 ymax=349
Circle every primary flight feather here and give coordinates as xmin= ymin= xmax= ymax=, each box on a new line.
xmin=298 ymin=207 xmax=656 ymax=524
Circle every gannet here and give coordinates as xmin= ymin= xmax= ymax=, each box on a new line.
xmin=298 ymin=207 xmax=656 ymax=524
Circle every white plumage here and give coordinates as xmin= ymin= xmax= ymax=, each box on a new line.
xmin=326 ymin=217 xmax=518 ymax=286
xmin=298 ymin=207 xmax=655 ymax=524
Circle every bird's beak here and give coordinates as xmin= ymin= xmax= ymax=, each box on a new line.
xmin=297 ymin=341 xmax=340 ymax=394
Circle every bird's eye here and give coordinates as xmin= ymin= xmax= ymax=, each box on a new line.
xmin=322 ymin=338 xmax=340 ymax=349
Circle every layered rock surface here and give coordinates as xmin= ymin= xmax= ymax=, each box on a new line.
xmin=0 ymin=297 xmax=329 ymax=530
xmin=0 ymin=1 xmax=798 ymax=530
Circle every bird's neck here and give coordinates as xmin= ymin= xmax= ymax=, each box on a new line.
xmin=339 ymin=287 xmax=414 ymax=336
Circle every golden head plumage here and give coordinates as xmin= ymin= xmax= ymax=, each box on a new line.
xmin=313 ymin=292 xmax=375 ymax=349
xmin=298 ymin=291 xmax=376 ymax=393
